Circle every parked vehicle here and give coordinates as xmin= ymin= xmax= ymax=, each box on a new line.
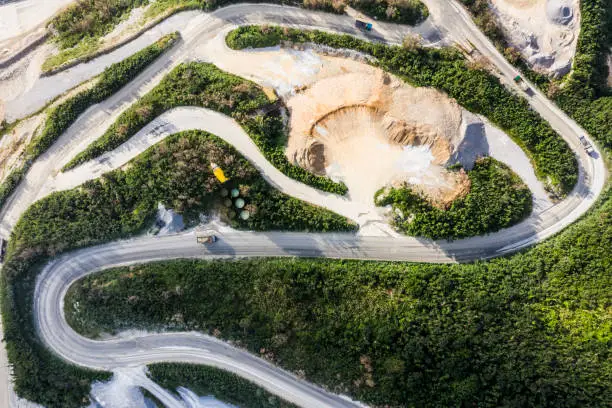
xmin=579 ymin=135 xmax=594 ymax=154
xmin=355 ymin=20 xmax=373 ymax=31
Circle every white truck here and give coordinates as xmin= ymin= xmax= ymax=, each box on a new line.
xmin=579 ymin=135 xmax=594 ymax=154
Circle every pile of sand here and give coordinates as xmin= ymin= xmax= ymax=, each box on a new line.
xmin=284 ymin=58 xmax=474 ymax=207
xmin=489 ymin=0 xmax=580 ymax=76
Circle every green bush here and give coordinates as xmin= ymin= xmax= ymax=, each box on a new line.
xmin=552 ymin=0 xmax=612 ymax=148
xmin=226 ymin=25 xmax=578 ymax=196
xmin=349 ymin=0 xmax=428 ymax=25
xmin=64 ymin=186 xmax=611 ymax=407
xmin=50 ymin=0 xmax=149 ymax=49
xmin=0 ymin=33 xmax=178 ymax=215
xmin=375 ymin=158 xmax=533 ymax=239
xmin=65 ymin=62 xmax=348 ymax=195
xmin=28 ymin=32 xmax=179 ymax=160
xmin=1 ymin=129 xmax=353 ymax=407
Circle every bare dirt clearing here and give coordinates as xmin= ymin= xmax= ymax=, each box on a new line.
xmin=195 ymin=31 xmax=551 ymax=210
xmin=490 ymin=0 xmax=580 ymax=76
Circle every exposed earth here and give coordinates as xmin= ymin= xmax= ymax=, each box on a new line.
xmin=489 ymin=0 xmax=580 ymax=76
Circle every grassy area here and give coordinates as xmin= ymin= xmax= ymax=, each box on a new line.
xmin=64 ymin=62 xmax=348 ymax=195
xmin=149 ymin=364 xmax=299 ymax=408
xmin=0 ymin=33 xmax=178 ymax=213
xmin=226 ymin=25 xmax=578 ymax=197
xmin=65 ymin=183 xmax=611 ymax=407
xmin=375 ymin=158 xmax=533 ymax=239
xmin=1 ymin=128 xmax=353 ymax=407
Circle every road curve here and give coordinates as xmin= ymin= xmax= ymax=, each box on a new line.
xmin=35 ymin=232 xmax=370 ymax=408
xmin=2 ymin=1 xmax=607 ymax=407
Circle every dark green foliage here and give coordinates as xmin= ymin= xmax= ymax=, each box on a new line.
xmin=376 ymin=158 xmax=533 ymax=239
xmin=27 ymin=32 xmax=178 ymax=160
xmin=226 ymin=25 xmax=578 ymax=196
xmin=0 ymin=258 xmax=109 ymax=408
xmin=149 ymin=364 xmax=298 ymax=408
xmin=65 ymin=62 xmax=348 ymax=195
xmin=1 ymin=129 xmax=353 ymax=407
xmin=552 ymin=0 xmax=612 ymax=148
xmin=50 ymin=0 xmax=149 ymax=49
xmin=349 ymin=0 xmax=428 ymax=25
xmin=0 ymin=165 xmax=29 ymax=210
xmin=65 ymin=186 xmax=612 ymax=407
xmin=0 ymin=33 xmax=178 ymax=215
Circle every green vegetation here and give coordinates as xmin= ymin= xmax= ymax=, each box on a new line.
xmin=43 ymin=0 xmax=428 ymax=72
xmin=348 ymin=0 xmax=428 ymax=25
xmin=0 ymin=33 xmax=178 ymax=213
xmin=459 ymin=0 xmax=611 ymax=149
xmin=50 ymin=0 xmax=149 ymax=50
xmin=226 ymin=25 xmax=577 ymax=196
xmin=149 ymin=364 xmax=298 ymax=408
xmin=1 ymin=129 xmax=353 ymax=407
xmin=65 ymin=182 xmax=611 ymax=407
xmin=551 ymin=0 xmax=612 ymax=148
xmin=375 ymin=158 xmax=532 ymax=239
xmin=65 ymin=62 xmax=348 ymax=195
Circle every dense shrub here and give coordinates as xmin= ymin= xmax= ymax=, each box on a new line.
xmin=349 ymin=0 xmax=428 ymax=25
xmin=0 ymin=33 xmax=178 ymax=213
xmin=65 ymin=62 xmax=348 ymax=195
xmin=226 ymin=25 xmax=578 ymax=196
xmin=28 ymin=32 xmax=178 ymax=159
xmin=552 ymin=0 xmax=612 ymax=148
xmin=375 ymin=158 xmax=533 ymax=239
xmin=65 ymin=186 xmax=611 ymax=407
xmin=149 ymin=364 xmax=298 ymax=408
xmin=1 ymin=129 xmax=353 ymax=407
xmin=50 ymin=0 xmax=149 ymax=49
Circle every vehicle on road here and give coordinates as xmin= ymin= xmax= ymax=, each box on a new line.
xmin=197 ymin=234 xmax=217 ymax=244
xmin=355 ymin=20 xmax=372 ymax=31
xmin=579 ymin=135 xmax=594 ymax=154
xmin=513 ymin=75 xmax=530 ymax=93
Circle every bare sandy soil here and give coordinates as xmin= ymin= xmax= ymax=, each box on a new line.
xmin=0 ymin=77 xmax=97 ymax=185
xmin=193 ymin=30 xmax=552 ymax=211
xmin=284 ymin=60 xmax=471 ymax=207
xmin=489 ymin=0 xmax=580 ymax=76
xmin=0 ymin=0 xmax=73 ymax=43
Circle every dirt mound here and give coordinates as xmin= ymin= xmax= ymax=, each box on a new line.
xmin=285 ymin=57 xmax=471 ymax=207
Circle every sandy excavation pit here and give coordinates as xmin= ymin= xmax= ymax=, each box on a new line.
xmin=489 ymin=0 xmax=580 ymax=76
xmin=284 ymin=60 xmax=472 ymax=207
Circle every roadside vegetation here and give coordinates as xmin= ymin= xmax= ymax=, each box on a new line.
xmin=44 ymin=0 xmax=427 ymax=73
xmin=226 ymin=25 xmax=578 ymax=197
xmin=65 ymin=182 xmax=611 ymax=407
xmin=0 ymin=128 xmax=353 ymax=407
xmin=551 ymin=0 xmax=611 ymax=148
xmin=460 ymin=0 xmax=611 ymax=149
xmin=0 ymin=33 xmax=178 ymax=212
xmin=64 ymin=62 xmax=348 ymax=195
xmin=149 ymin=364 xmax=298 ymax=408
xmin=375 ymin=158 xmax=533 ymax=239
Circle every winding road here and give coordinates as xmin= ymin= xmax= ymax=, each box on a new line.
xmin=0 ymin=1 xmax=607 ymax=407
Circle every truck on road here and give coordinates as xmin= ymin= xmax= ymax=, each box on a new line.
xmin=355 ymin=20 xmax=372 ymax=31
xmin=513 ymin=75 xmax=530 ymax=93
xmin=579 ymin=135 xmax=594 ymax=154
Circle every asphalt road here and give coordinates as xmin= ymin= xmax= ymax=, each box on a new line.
xmin=0 ymin=2 xmax=607 ymax=407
